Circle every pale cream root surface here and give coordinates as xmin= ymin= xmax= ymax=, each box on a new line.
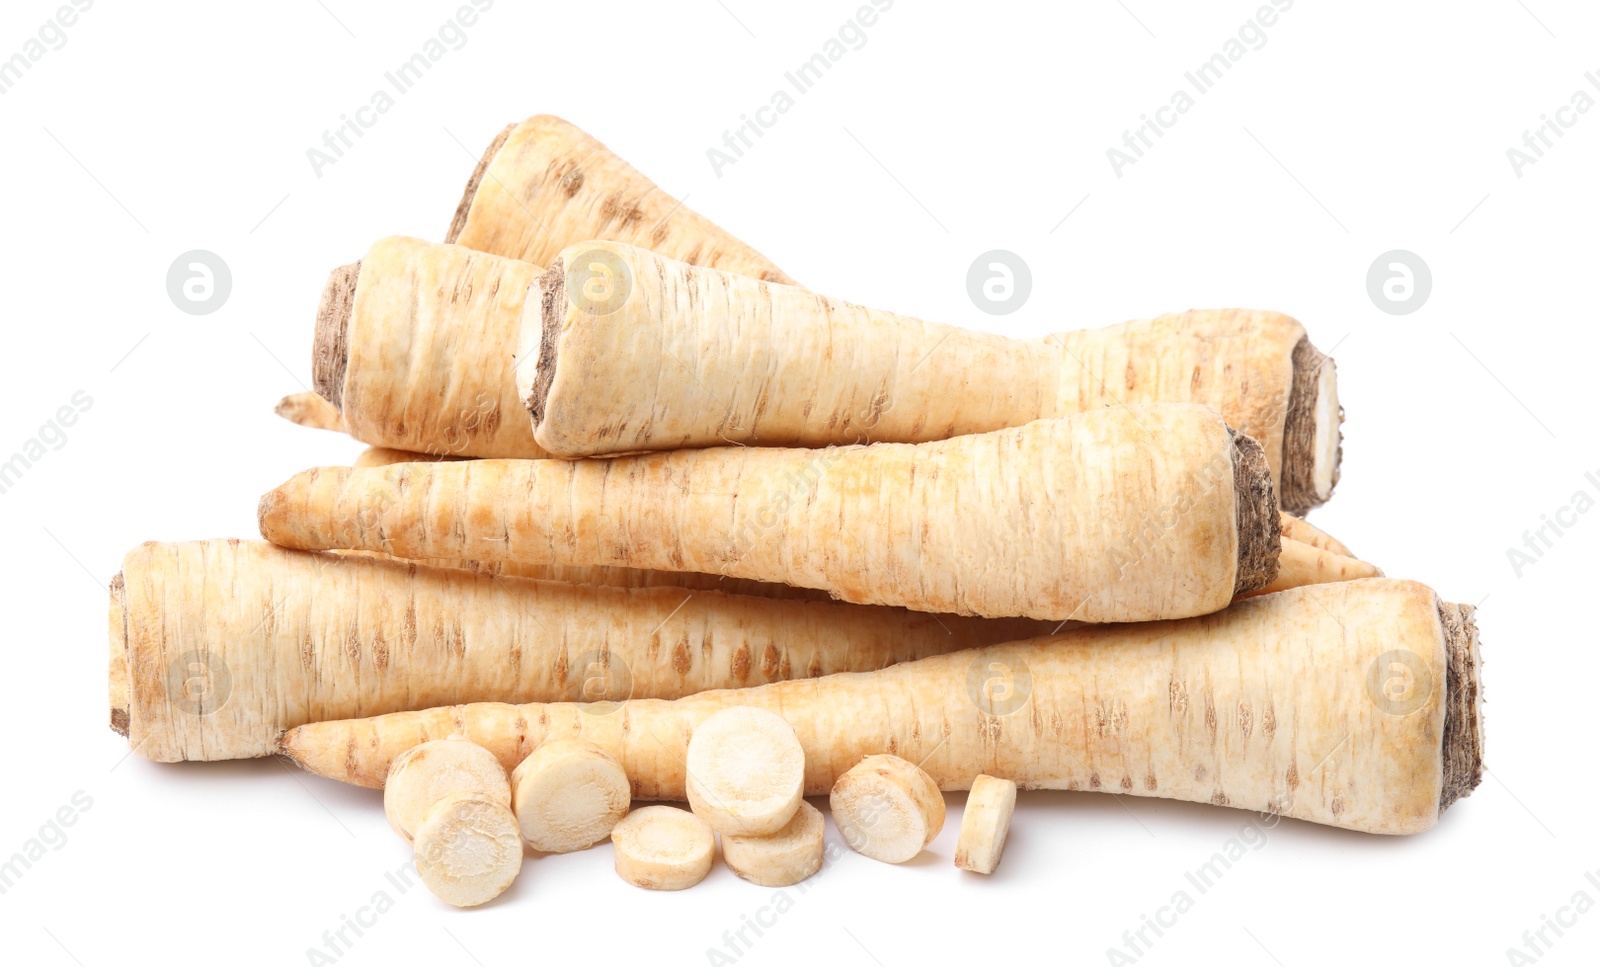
xmin=275 ymin=391 xmax=345 ymax=432
xmin=611 ymin=806 xmax=716 ymax=891
xmin=685 ymin=707 xmax=805 ymax=836
xmin=831 ymin=754 xmax=946 ymax=864
xmin=114 ymin=540 xmax=1046 ymax=762
xmin=336 ymin=548 xmax=837 ymax=602
xmin=954 ymin=775 xmax=1017 ymax=874
xmin=335 ymin=237 xmax=548 ymax=459
xmin=522 ymin=241 xmax=1059 ymax=456
xmin=721 ymin=800 xmax=825 ymax=887
xmin=517 ymin=242 xmax=1324 ymax=500
xmin=413 ymin=792 xmax=523 ymax=907
xmin=452 ymin=115 xmax=795 ymax=285
xmin=1244 ymin=539 xmax=1381 ymax=598
xmin=510 ymin=738 xmax=630 ymax=853
xmin=384 ymin=736 xmax=510 ymax=842
xmin=258 ymin=404 xmax=1250 ymax=622
xmin=279 ymin=579 xmax=1471 ymax=836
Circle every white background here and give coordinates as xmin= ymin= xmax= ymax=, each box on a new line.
xmin=0 ymin=1 xmax=1595 ymax=964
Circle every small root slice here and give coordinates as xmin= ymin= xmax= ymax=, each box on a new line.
xmin=384 ymin=735 xmax=511 ymax=842
xmin=831 ymin=754 xmax=946 ymax=864
xmin=413 ymin=792 xmax=523 ymax=907
xmin=510 ymin=738 xmax=630 ymax=853
xmin=954 ymin=775 xmax=1017 ymax=874
xmin=722 ymin=801 xmax=825 ymax=888
xmin=1241 ymin=538 xmax=1381 ymax=599
xmin=686 ymin=707 xmax=804 ymax=836
xmin=611 ymin=806 xmax=716 ymax=891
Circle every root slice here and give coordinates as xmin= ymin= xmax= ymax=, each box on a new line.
xmin=831 ymin=754 xmax=946 ymax=864
xmin=685 ymin=707 xmax=805 ymax=836
xmin=413 ymin=791 xmax=523 ymax=908
xmin=611 ymin=806 xmax=716 ymax=891
xmin=954 ymin=775 xmax=1017 ymax=875
xmin=312 ymin=261 xmax=360 ymax=411
xmin=510 ymin=738 xmax=630 ymax=853
xmin=384 ymin=735 xmax=511 ymax=843
xmin=722 ymin=801 xmax=825 ymax=888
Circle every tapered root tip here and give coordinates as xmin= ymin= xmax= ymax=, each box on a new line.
xmin=274 ymin=392 xmax=345 ymax=432
xmin=1230 ymin=429 xmax=1281 ymax=595
xmin=523 ymin=258 xmax=566 ymax=428
xmin=312 ymin=261 xmax=361 ymax=412
xmin=445 ymin=122 xmax=515 ymax=244
xmin=1280 ymin=336 xmax=1342 ymax=515
xmin=1439 ymin=601 xmax=1484 ymax=813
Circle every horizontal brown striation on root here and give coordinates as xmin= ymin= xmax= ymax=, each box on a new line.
xmin=312 ymin=261 xmax=360 ymax=411
xmin=1230 ymin=429 xmax=1281 ymax=595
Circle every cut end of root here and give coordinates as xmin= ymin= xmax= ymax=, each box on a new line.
xmin=312 ymin=261 xmax=360 ymax=412
xmin=1280 ymin=336 xmax=1343 ymax=515
xmin=524 ymin=258 xmax=565 ymax=429
xmin=445 ymin=122 xmax=515 ymax=244
xmin=1439 ymin=600 xmax=1485 ymax=813
xmin=108 ymin=570 xmax=129 ymax=738
xmin=1230 ymin=429 xmax=1281 ymax=596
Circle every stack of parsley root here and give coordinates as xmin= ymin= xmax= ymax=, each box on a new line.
xmin=108 ymin=114 xmax=1482 ymax=905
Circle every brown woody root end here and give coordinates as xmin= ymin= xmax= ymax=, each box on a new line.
xmin=1280 ymin=336 xmax=1342 ymax=515
xmin=312 ymin=261 xmax=360 ymax=412
xmin=445 ymin=122 xmax=515 ymax=244
xmin=526 ymin=258 xmax=565 ymax=427
xmin=1230 ymin=429 xmax=1281 ymax=595
xmin=1439 ymin=600 xmax=1485 ymax=813
xmin=108 ymin=571 xmax=129 ymax=737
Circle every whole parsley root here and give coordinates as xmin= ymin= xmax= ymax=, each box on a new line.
xmin=258 ymin=404 xmax=1284 ymax=623
xmin=108 ymin=540 xmax=1049 ymax=762
xmin=279 ymin=579 xmax=1483 ymax=837
xmin=518 ymin=240 xmax=1341 ymax=512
